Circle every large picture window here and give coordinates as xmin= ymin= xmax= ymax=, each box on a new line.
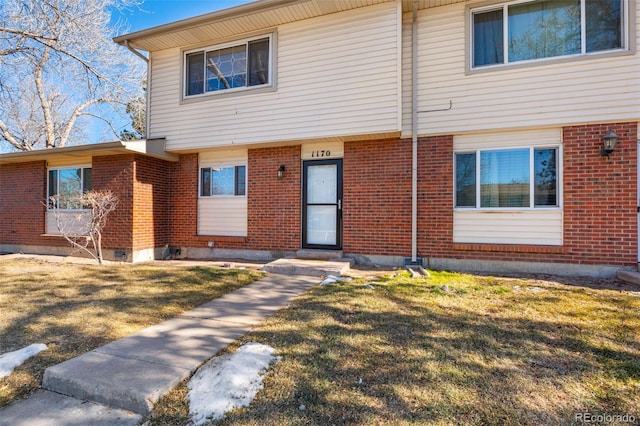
xmin=471 ymin=0 xmax=625 ymax=68
xmin=455 ymin=148 xmax=558 ymax=208
xmin=200 ymin=166 xmax=246 ymax=197
xmin=48 ymin=167 xmax=92 ymax=210
xmin=185 ymin=36 xmax=271 ymax=97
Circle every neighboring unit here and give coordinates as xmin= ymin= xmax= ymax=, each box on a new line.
xmin=1 ymin=0 xmax=638 ymax=277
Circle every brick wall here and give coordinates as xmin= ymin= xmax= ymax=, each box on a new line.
xmin=417 ymin=135 xmax=455 ymax=258
xmin=92 ymin=155 xmax=135 ymax=250
xmin=0 ymin=161 xmax=47 ymax=246
xmin=247 ymin=146 xmax=301 ymax=252
xmin=343 ymin=138 xmax=412 ymax=255
xmin=416 ymin=122 xmax=638 ymax=267
xmin=562 ymin=122 xmax=637 ymax=265
xmin=132 ymin=155 xmax=171 ymax=251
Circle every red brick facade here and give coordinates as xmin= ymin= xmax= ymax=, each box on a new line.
xmin=247 ymin=145 xmax=301 ymax=252
xmin=343 ymin=138 xmax=412 ymax=255
xmin=1 ymin=121 xmax=638 ymax=270
xmin=0 ymin=161 xmax=47 ymax=246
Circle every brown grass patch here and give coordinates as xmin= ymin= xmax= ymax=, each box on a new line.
xmin=0 ymin=256 xmax=263 ymax=407
xmin=151 ymin=270 xmax=640 ymax=425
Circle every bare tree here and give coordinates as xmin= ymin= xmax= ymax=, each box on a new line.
xmin=120 ymin=80 xmax=146 ymax=141
xmin=0 ymin=0 xmax=144 ymax=151
xmin=48 ymin=190 xmax=118 ymax=265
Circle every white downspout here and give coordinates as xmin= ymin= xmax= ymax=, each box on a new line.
xmin=411 ymin=0 xmax=418 ymax=264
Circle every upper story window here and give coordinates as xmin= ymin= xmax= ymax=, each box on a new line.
xmin=455 ymin=147 xmax=558 ymax=209
xmin=185 ymin=35 xmax=271 ymax=97
xmin=471 ymin=0 xmax=625 ymax=68
xmin=48 ymin=167 xmax=92 ymax=210
xmin=200 ymin=166 xmax=246 ymax=197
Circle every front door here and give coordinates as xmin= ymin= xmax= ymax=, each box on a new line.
xmin=302 ymin=159 xmax=342 ymax=249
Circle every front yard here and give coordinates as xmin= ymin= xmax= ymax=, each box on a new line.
xmin=152 ymin=269 xmax=640 ymax=425
xmin=0 ymin=256 xmax=263 ymax=407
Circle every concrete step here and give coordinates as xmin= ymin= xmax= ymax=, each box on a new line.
xmin=296 ymin=249 xmax=344 ymax=260
xmin=0 ymin=390 xmax=142 ymax=426
xmin=41 ymin=273 xmax=319 ymax=416
xmin=42 ymin=318 xmax=249 ymax=416
xmin=263 ymin=257 xmax=353 ymax=276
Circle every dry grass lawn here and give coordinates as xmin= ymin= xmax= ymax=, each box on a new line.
xmin=151 ymin=270 xmax=640 ymax=426
xmin=0 ymin=256 xmax=263 ymax=407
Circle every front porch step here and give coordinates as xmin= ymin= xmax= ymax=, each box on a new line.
xmin=263 ymin=257 xmax=353 ymax=277
xmin=296 ymin=249 xmax=344 ymax=260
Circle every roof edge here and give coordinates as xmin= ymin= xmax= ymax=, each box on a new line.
xmin=0 ymin=139 xmax=178 ymax=165
xmin=113 ymin=0 xmax=298 ymax=47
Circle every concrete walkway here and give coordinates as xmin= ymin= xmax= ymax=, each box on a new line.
xmin=0 ymin=273 xmax=319 ymax=426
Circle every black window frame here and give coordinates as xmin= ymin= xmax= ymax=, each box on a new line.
xmin=454 ymin=147 xmax=559 ymax=209
xmin=200 ymin=165 xmax=247 ymax=197
xmin=47 ymin=166 xmax=92 ymax=210
xmin=470 ymin=0 xmax=627 ymax=69
xmin=184 ymin=35 xmax=272 ymax=98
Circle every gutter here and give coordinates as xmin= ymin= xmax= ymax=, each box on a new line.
xmin=124 ymin=40 xmax=149 ymax=63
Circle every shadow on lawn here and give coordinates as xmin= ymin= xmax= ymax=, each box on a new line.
xmin=214 ymin=281 xmax=640 ymax=426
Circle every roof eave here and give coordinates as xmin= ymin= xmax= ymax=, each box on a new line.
xmin=0 ymin=139 xmax=178 ymax=165
xmin=113 ymin=0 xmax=297 ymax=48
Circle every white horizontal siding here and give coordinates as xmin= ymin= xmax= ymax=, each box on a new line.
xmin=197 ymin=149 xmax=248 ymax=237
xmin=453 ymin=210 xmax=563 ymax=245
xmin=149 ymin=2 xmax=401 ymax=151
xmin=197 ymin=197 xmax=247 ymax=236
xmin=454 ymin=128 xmax=562 ymax=151
xmin=46 ymin=211 xmax=91 ymax=236
xmin=403 ymin=2 xmax=640 ymax=136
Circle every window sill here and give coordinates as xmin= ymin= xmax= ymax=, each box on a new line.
xmin=181 ymin=84 xmax=276 ymax=105
xmin=453 ymin=243 xmax=564 ymax=254
xmin=466 ymin=48 xmax=634 ymax=75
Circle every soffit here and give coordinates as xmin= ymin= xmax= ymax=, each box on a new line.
xmin=115 ymin=0 xmax=395 ymax=52
xmin=115 ymin=0 xmax=467 ymax=52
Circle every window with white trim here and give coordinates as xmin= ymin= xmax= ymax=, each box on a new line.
xmin=471 ymin=0 xmax=626 ymax=68
xmin=200 ymin=166 xmax=246 ymax=197
xmin=455 ymin=147 xmax=558 ymax=208
xmin=185 ymin=35 xmax=271 ymax=97
xmin=48 ymin=167 xmax=92 ymax=210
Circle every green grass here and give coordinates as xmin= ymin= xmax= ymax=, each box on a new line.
xmin=0 ymin=257 xmax=263 ymax=407
xmin=151 ymin=270 xmax=640 ymax=426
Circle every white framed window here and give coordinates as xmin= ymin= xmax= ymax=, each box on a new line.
xmin=185 ymin=35 xmax=272 ymax=98
xmin=47 ymin=167 xmax=92 ymax=210
xmin=200 ymin=166 xmax=246 ymax=197
xmin=471 ymin=0 xmax=627 ymax=69
xmin=455 ymin=147 xmax=559 ymax=209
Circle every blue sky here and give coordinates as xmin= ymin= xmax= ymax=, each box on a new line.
xmin=112 ymin=0 xmax=248 ymax=34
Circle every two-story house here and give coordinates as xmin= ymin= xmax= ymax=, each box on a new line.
xmin=1 ymin=0 xmax=638 ymax=277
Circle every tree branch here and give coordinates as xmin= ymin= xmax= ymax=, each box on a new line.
xmin=0 ymin=117 xmax=29 ymax=150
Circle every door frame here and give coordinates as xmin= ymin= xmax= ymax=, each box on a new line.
xmin=302 ymin=159 xmax=343 ymax=250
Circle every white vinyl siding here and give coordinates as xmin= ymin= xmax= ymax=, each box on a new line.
xmin=453 ymin=210 xmax=563 ymax=245
xmin=402 ymin=2 xmax=639 ymax=137
xmin=453 ymin=129 xmax=563 ymax=245
xmin=45 ymin=211 xmax=91 ymax=236
xmin=197 ymin=150 xmax=247 ymax=237
xmin=148 ymin=2 xmax=401 ymax=151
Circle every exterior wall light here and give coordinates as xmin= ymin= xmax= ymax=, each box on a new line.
xmin=600 ymin=129 xmax=619 ymax=157
xmin=277 ymin=165 xmax=285 ymax=178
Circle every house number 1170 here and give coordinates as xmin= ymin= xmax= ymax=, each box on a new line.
xmin=311 ymin=150 xmax=331 ymax=158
